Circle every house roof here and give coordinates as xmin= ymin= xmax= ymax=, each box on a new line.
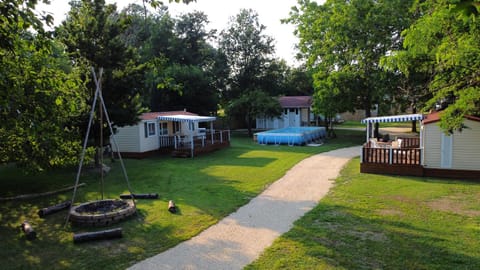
xmin=423 ymin=111 xmax=480 ymax=125
xmin=157 ymin=115 xmax=216 ymax=123
xmin=361 ymin=114 xmax=425 ymax=124
xmin=278 ymin=96 xmax=312 ymax=108
xmin=140 ymin=111 xmax=197 ymax=121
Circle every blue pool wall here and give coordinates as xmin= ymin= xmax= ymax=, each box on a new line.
xmin=255 ymin=127 xmax=327 ymax=146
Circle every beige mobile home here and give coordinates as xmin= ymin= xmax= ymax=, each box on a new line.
xmin=422 ymin=111 xmax=480 ymax=178
xmin=360 ymin=112 xmax=480 ymax=179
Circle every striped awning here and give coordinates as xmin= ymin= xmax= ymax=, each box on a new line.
xmin=157 ymin=115 xmax=216 ymax=123
xmin=361 ymin=114 xmax=425 ymax=124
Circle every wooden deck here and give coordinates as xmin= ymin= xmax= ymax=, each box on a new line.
xmin=361 ymin=137 xmax=424 ymax=176
xmin=170 ymin=130 xmax=231 ymax=158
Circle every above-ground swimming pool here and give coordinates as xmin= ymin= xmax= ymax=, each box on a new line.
xmin=255 ymin=127 xmax=326 ymax=146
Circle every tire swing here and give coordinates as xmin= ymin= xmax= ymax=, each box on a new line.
xmin=66 ymin=68 xmax=136 ymax=235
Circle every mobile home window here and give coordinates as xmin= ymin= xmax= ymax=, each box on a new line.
xmin=146 ymin=122 xmax=156 ymax=137
xmin=159 ymin=122 xmax=168 ymax=135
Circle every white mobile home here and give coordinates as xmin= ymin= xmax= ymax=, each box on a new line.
xmin=111 ymin=111 xmax=229 ymax=158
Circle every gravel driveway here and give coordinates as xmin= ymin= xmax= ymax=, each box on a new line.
xmin=129 ymin=146 xmax=361 ymax=270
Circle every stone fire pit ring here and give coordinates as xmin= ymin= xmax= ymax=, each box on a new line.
xmin=69 ymin=199 xmax=136 ymax=227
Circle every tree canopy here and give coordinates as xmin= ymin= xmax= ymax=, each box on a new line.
xmin=288 ymin=0 xmax=415 ymax=121
xmin=392 ymin=0 xmax=480 ymax=132
xmin=218 ymin=9 xmax=275 ymax=101
xmin=56 ymin=0 xmax=145 ymax=149
xmin=0 ymin=1 xmax=87 ymax=170
xmin=219 ymin=9 xmax=282 ymax=136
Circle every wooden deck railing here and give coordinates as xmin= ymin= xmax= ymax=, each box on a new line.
xmin=397 ymin=137 xmax=420 ymax=148
xmin=362 ymin=147 xmax=422 ymax=165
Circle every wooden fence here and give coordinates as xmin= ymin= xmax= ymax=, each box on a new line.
xmin=362 ymin=147 xmax=422 ymax=165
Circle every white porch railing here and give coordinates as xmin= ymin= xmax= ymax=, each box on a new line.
xmin=159 ymin=131 xmax=231 ymax=149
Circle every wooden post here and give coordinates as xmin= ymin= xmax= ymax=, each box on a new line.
xmin=21 ymin=221 xmax=36 ymax=240
xmin=210 ymin=122 xmax=214 ymax=144
xmin=190 ymin=134 xmax=194 ymax=158
xmin=119 ymin=193 xmax=158 ymax=199
xmin=73 ymin=228 xmax=122 ymax=243
xmin=389 ymin=148 xmax=393 ymax=165
xmin=38 ymin=201 xmax=71 ymax=218
xmin=168 ymin=200 xmax=177 ymax=213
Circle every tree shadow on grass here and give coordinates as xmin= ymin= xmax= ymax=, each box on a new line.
xmin=0 ymin=198 xmax=182 ymax=270
xmin=268 ymin=202 xmax=480 ymax=270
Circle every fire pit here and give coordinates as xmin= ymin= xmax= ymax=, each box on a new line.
xmin=69 ymin=199 xmax=136 ymax=227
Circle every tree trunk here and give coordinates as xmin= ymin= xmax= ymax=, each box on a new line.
xmin=73 ymin=228 xmax=122 ymax=243
xmin=365 ymin=101 xmax=374 ymax=139
xmin=411 ymin=106 xmax=418 ymax=133
xmin=246 ymin=115 xmax=253 ymax=137
xmin=38 ymin=201 xmax=71 ymax=218
xmin=374 ymin=122 xmax=380 ymax=139
xmin=119 ymin=193 xmax=158 ymax=199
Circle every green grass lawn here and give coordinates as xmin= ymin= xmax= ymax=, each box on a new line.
xmin=0 ymin=129 xmax=363 ymax=270
xmin=246 ymin=158 xmax=480 ymax=270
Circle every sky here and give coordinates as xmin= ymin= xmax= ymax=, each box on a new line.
xmin=37 ymin=0 xmax=324 ymax=65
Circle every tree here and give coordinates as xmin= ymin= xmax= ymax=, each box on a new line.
xmin=380 ymin=50 xmax=434 ymax=132
xmin=287 ymin=0 xmax=415 ymax=124
xmin=397 ymin=0 xmax=480 ymax=132
xmin=161 ymin=11 xmax=219 ymax=115
xmin=218 ymin=9 xmax=276 ymax=102
xmin=219 ymin=9 xmax=281 ymax=135
xmin=1 ymin=1 xmax=87 ymax=170
xmin=226 ymin=91 xmax=282 ymax=137
xmin=312 ymin=70 xmax=358 ymax=135
xmin=56 ymin=0 xmax=146 ymax=165
xmin=122 ymin=6 xmax=222 ymax=115
xmin=284 ymin=65 xmax=314 ymax=96
xmin=0 ymin=0 xmax=53 ymax=51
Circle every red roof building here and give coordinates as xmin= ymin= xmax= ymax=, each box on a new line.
xmin=278 ymin=96 xmax=312 ymax=108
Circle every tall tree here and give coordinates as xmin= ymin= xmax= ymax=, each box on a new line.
xmin=218 ymin=9 xmax=275 ymax=102
xmin=287 ymin=0 xmax=415 ymax=122
xmin=219 ymin=9 xmax=281 ymax=135
xmin=123 ymin=7 xmax=222 ymax=115
xmin=56 ymin=0 xmax=145 ymax=164
xmin=1 ymin=1 xmax=87 ymax=170
xmin=160 ymin=11 xmax=219 ymax=115
xmin=398 ymin=0 xmax=480 ymax=132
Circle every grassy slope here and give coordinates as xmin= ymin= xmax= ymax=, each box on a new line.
xmin=246 ymin=159 xmax=480 ymax=270
xmin=0 ymin=130 xmax=363 ymax=270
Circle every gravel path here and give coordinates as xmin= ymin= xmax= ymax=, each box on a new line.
xmin=129 ymin=146 xmax=361 ymax=270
